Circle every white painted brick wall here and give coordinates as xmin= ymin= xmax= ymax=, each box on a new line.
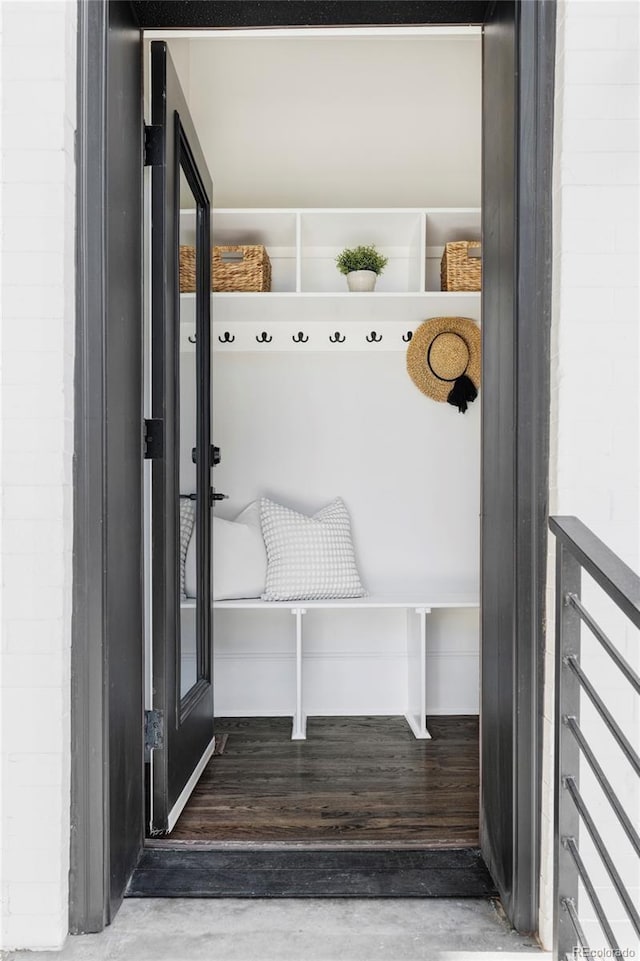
xmin=0 ymin=0 xmax=76 ymax=951
xmin=542 ymin=0 xmax=640 ymax=951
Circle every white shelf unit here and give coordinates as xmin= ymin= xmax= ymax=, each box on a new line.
xmin=179 ymin=207 xmax=481 ymax=349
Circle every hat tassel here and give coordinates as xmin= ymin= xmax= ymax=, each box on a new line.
xmin=447 ymin=374 xmax=478 ymax=414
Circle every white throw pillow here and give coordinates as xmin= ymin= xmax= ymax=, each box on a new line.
xmin=260 ymin=497 xmax=365 ymax=601
xmin=184 ymin=501 xmax=267 ymax=600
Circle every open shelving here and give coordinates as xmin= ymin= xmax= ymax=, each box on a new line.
xmin=179 ymin=207 xmax=481 ymax=349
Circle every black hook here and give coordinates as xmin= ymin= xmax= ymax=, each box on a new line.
xmin=292 ymin=331 xmax=309 ymax=343
xmin=402 ymin=331 xmax=413 ymax=342
xmin=256 ymin=331 xmax=273 ymax=344
xmin=218 ymin=331 xmax=235 ymax=344
xmin=188 ymin=334 xmax=196 ymax=344
xmin=329 ymin=331 xmax=346 ymax=343
xmin=366 ymin=331 xmax=382 ymax=343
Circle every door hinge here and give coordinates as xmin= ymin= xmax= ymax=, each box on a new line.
xmin=144 ymin=709 xmax=164 ymax=752
xmin=144 ymin=419 xmax=163 ymax=459
xmin=144 ymin=124 xmax=163 ymax=167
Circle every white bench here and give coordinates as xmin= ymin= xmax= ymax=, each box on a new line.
xmin=213 ymin=592 xmax=479 ymax=741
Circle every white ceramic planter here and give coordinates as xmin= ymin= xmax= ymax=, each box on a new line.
xmin=346 ymin=270 xmax=378 ymax=292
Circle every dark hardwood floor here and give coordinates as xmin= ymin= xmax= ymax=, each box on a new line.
xmin=171 ymin=715 xmax=479 ymax=846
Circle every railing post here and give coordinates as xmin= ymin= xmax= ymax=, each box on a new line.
xmin=554 ymin=539 xmax=582 ymax=960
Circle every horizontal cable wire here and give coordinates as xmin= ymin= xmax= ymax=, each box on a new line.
xmin=564 ymin=656 xmax=640 ymax=776
xmin=567 ymin=594 xmax=640 ymax=695
xmin=565 ymin=715 xmax=640 ymax=857
xmin=563 ymin=836 xmax=621 ymax=954
xmin=564 ymin=776 xmax=640 ymax=937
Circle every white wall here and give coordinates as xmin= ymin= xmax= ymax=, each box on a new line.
xmin=541 ymin=0 xmax=640 ymax=951
xmin=0 ymin=0 xmax=76 ymax=951
xmin=170 ymin=32 xmax=483 ymax=718
xmin=207 ymin=351 xmax=481 ymax=717
xmin=167 ymin=34 xmax=481 ymax=209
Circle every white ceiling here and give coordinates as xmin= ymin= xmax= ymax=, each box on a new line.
xmin=167 ymin=34 xmax=481 ymax=209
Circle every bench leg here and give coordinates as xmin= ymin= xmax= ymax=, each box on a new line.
xmin=291 ymin=608 xmax=307 ymax=740
xmin=405 ymin=607 xmax=432 ymax=740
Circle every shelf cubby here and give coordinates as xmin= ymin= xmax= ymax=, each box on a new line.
xmin=299 ymin=209 xmax=424 ymax=293
xmin=212 ymin=209 xmax=298 ymax=293
xmin=424 ymin=208 xmax=481 ymax=292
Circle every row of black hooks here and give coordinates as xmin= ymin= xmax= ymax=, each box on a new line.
xmin=211 ymin=330 xmax=414 ymax=345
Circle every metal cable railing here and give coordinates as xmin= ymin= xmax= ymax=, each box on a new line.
xmin=550 ymin=516 xmax=640 ymax=961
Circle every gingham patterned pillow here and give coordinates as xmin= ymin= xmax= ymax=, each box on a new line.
xmin=260 ymin=497 xmax=365 ymax=601
xmin=179 ymin=497 xmax=196 ymax=598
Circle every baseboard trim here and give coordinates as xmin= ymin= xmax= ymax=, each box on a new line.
xmin=213 ymin=709 xmax=481 ymax=718
xmin=213 ymin=650 xmax=479 ymax=660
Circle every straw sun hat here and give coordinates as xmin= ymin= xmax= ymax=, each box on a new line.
xmin=406 ymin=317 xmax=481 ymax=414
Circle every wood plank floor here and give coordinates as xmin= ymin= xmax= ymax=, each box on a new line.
xmin=171 ymin=715 xmax=479 ymax=846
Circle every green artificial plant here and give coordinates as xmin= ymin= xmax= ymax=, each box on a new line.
xmin=335 ymin=244 xmax=388 ymax=276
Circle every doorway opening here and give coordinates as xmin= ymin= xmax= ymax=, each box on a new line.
xmin=72 ymin=0 xmax=554 ymax=934
xmin=143 ymin=27 xmax=483 ymax=854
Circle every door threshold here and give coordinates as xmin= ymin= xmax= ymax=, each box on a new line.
xmin=144 ymin=837 xmax=479 ymax=852
xmin=127 ymin=846 xmax=497 ymax=898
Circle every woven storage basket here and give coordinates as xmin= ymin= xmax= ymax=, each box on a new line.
xmin=213 ymin=245 xmax=271 ymax=292
xmin=440 ymin=241 xmax=482 ymax=292
xmin=179 ymin=244 xmax=272 ymax=293
xmin=179 ymin=246 xmax=197 ymax=293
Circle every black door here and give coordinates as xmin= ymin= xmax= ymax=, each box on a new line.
xmin=149 ymin=41 xmax=215 ymax=833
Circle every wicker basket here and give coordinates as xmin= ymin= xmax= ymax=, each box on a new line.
xmin=440 ymin=241 xmax=482 ymax=292
xmin=179 ymin=246 xmax=197 ymax=293
xmin=179 ymin=244 xmax=272 ymax=293
xmin=213 ymin=245 xmax=271 ymax=292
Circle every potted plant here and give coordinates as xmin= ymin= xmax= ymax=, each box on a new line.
xmin=336 ymin=244 xmax=389 ymax=292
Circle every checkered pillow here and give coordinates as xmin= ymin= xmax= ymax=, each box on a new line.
xmin=179 ymin=498 xmax=196 ymax=598
xmin=260 ymin=497 xmax=365 ymax=601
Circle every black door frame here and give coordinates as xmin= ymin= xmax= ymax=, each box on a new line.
xmin=72 ymin=0 xmax=144 ymax=932
xmin=72 ymin=0 xmax=555 ymax=936
xmin=480 ymin=0 xmax=556 ymax=932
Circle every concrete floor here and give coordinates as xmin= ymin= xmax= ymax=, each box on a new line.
xmin=4 ymin=898 xmax=549 ymax=961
